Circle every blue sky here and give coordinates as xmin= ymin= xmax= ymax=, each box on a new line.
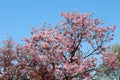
xmin=0 ymin=0 xmax=120 ymax=45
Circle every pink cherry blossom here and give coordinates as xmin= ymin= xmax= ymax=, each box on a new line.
xmin=0 ymin=11 xmax=119 ymax=80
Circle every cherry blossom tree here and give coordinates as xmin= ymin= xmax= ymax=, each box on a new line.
xmin=0 ymin=11 xmax=119 ymax=80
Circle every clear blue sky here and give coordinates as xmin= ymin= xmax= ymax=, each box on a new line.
xmin=0 ymin=0 xmax=120 ymax=45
